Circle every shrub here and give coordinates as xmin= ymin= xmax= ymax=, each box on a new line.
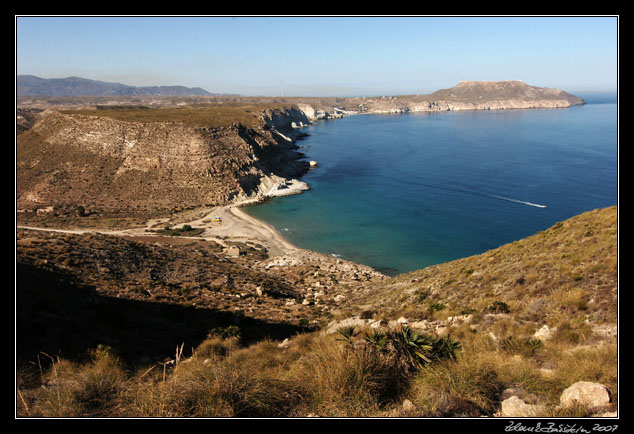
xmin=499 ymin=336 xmax=544 ymax=357
xmin=409 ymin=355 xmax=504 ymax=416
xmin=359 ymin=310 xmax=376 ymax=319
xmin=336 ymin=326 xmax=360 ymax=346
xmin=368 ymin=326 xmax=462 ymax=371
xmin=428 ymin=302 xmax=446 ymax=314
xmin=290 ymin=336 xmax=404 ymax=415
xmin=364 ymin=329 xmax=388 ymax=352
xmin=460 ymin=307 xmax=478 ymax=315
xmin=488 ymin=301 xmax=510 ymax=314
xmin=207 ymin=325 xmax=241 ymax=340
xmin=415 ymin=289 xmax=430 ymax=303
xmin=23 ymin=346 xmax=126 ymax=417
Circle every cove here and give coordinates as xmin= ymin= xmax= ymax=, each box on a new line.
xmin=245 ymin=103 xmax=617 ymax=276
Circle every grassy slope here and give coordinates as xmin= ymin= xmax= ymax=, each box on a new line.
xmin=16 ymin=206 xmax=618 ymax=418
xmin=60 ymin=103 xmax=290 ymax=128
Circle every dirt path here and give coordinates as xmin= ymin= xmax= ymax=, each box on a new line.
xmin=17 ymin=203 xmax=298 ymax=258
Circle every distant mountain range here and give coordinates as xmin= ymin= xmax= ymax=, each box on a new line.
xmin=17 ymin=75 xmax=221 ymax=97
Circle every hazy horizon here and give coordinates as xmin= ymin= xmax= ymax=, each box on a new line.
xmin=16 ymin=16 xmax=618 ymax=97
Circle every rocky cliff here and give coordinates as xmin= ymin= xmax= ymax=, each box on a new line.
xmin=16 ymin=106 xmax=312 ymax=217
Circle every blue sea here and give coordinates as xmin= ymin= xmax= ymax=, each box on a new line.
xmin=245 ymin=97 xmax=618 ymax=276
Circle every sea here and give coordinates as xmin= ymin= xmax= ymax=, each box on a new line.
xmin=244 ymin=94 xmax=618 ymax=276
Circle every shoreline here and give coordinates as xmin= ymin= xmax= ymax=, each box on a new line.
xmin=151 ymin=196 xmax=301 ymax=258
xmin=200 ymin=203 xmax=299 ymax=258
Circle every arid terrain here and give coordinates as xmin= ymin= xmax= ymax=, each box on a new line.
xmin=16 ymin=82 xmax=617 ymax=419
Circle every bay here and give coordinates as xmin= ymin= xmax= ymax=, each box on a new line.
xmin=244 ymin=102 xmax=617 ymax=276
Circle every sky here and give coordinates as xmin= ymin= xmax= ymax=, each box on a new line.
xmin=15 ymin=16 xmax=618 ymax=97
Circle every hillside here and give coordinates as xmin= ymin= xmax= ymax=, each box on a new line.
xmin=16 ymin=227 xmax=384 ymax=367
xmin=16 ymin=207 xmax=617 ymax=417
xmin=17 ymin=75 xmax=217 ymax=97
xmin=17 ymin=104 xmax=312 ymax=224
xmin=426 ymin=80 xmax=585 ymax=105
xmin=336 ymin=206 xmax=617 ymax=329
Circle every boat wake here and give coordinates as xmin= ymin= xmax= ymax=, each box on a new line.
xmin=489 ymin=195 xmax=547 ymax=208
xmin=384 ymin=175 xmax=547 ymax=209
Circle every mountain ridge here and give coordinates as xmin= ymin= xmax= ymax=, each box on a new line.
xmin=17 ymin=75 xmax=223 ymax=97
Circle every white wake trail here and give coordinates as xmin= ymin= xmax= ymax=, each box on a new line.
xmin=490 ymin=195 xmax=547 ymax=208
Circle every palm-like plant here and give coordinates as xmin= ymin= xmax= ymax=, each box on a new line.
xmin=392 ymin=326 xmax=434 ymax=368
xmin=433 ymin=335 xmax=462 ymax=360
xmin=336 ymin=326 xmax=360 ymax=346
xmin=364 ymin=329 xmax=388 ymax=352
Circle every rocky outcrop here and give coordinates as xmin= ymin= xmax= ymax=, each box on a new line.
xmin=497 ymin=382 xmax=613 ymax=417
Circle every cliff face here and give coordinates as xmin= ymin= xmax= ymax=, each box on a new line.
xmin=16 ymin=107 xmax=311 ymax=215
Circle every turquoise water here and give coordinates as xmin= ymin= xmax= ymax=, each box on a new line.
xmin=245 ymin=102 xmax=618 ymax=276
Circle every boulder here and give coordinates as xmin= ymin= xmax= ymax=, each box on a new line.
xmin=533 ymin=324 xmax=555 ymax=341
xmin=500 ymin=396 xmax=544 ymax=417
xmin=560 ymin=381 xmax=611 ymax=409
xmin=277 ymin=338 xmax=291 ymax=349
xmin=402 ymin=399 xmax=416 ymax=412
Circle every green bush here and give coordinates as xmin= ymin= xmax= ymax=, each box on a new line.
xmin=488 ymin=301 xmax=510 ymax=314
xmin=428 ymin=302 xmax=446 ymax=313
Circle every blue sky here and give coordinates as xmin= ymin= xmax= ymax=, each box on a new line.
xmin=16 ymin=16 xmax=618 ymax=97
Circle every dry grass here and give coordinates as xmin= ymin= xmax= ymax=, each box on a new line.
xmin=61 ymin=103 xmax=291 ymax=128
xmin=18 ymin=346 xmax=127 ymax=417
xmin=16 ymin=207 xmax=617 ymax=418
xmin=16 ymin=321 xmax=617 ymax=418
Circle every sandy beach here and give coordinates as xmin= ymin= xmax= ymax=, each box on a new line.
xmin=181 ymin=204 xmax=298 ymax=257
